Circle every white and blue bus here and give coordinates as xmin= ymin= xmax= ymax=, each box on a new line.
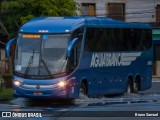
xmin=6 ymin=16 xmax=152 ymax=99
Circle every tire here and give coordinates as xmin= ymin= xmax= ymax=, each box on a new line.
xmin=133 ymin=82 xmax=139 ymax=94
xmin=126 ymin=81 xmax=132 ymax=94
xmin=79 ymin=83 xmax=87 ymax=98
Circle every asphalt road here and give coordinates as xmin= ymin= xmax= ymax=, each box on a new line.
xmin=0 ymin=79 xmax=160 ymax=120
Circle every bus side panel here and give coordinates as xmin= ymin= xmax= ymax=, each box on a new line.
xmin=79 ymin=53 xmax=126 ymax=96
xmin=140 ymin=49 xmax=152 ymax=91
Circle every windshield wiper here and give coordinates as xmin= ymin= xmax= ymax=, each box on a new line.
xmin=25 ymin=50 xmax=35 ymax=75
xmin=38 ymin=55 xmax=52 ymax=76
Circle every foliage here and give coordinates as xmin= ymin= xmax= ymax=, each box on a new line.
xmin=0 ymin=88 xmax=13 ymax=100
xmin=0 ymin=0 xmax=79 ymax=38
xmin=20 ymin=15 xmax=35 ymax=25
xmin=2 ymin=74 xmax=12 ymax=88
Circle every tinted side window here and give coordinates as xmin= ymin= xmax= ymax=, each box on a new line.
xmin=85 ymin=28 xmax=152 ymax=52
xmin=85 ymin=28 xmax=99 ymax=52
xmin=85 ymin=28 xmax=126 ymax=52
xmin=124 ymin=29 xmax=152 ymax=51
xmin=144 ymin=29 xmax=152 ymax=50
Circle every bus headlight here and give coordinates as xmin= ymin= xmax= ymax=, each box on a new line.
xmin=58 ymin=81 xmax=66 ymax=87
xmin=53 ymin=81 xmax=67 ymax=88
xmin=13 ymin=80 xmax=23 ymax=87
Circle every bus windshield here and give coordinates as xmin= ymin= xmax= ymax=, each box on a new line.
xmin=14 ymin=34 xmax=70 ymax=77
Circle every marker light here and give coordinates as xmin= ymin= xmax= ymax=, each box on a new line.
xmin=14 ymin=80 xmax=23 ymax=87
xmin=39 ymin=30 xmax=49 ymax=33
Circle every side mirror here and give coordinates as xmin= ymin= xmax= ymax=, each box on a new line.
xmin=5 ymin=38 xmax=16 ymax=58
xmin=66 ymin=38 xmax=78 ymax=58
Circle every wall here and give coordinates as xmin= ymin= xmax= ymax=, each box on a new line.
xmin=76 ymin=0 xmax=160 ymax=23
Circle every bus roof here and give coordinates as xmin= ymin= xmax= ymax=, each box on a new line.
xmin=20 ymin=16 xmax=151 ymax=33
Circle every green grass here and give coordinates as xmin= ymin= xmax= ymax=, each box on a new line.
xmin=0 ymin=88 xmax=13 ymax=100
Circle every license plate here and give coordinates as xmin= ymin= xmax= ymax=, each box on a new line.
xmin=34 ymin=92 xmax=43 ymax=95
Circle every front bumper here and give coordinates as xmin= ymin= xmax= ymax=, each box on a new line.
xmin=13 ymin=85 xmax=68 ymax=99
xmin=12 ymin=76 xmax=78 ymax=99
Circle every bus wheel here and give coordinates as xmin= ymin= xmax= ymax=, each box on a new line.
xmin=126 ymin=81 xmax=132 ymax=94
xmin=133 ymin=82 xmax=139 ymax=93
xmin=79 ymin=83 xmax=87 ymax=98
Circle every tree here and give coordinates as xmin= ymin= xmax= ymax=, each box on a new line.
xmin=0 ymin=20 xmax=9 ymax=37
xmin=0 ymin=0 xmax=79 ymax=38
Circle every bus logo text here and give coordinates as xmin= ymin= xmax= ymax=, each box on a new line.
xmin=90 ymin=53 xmax=141 ymax=67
